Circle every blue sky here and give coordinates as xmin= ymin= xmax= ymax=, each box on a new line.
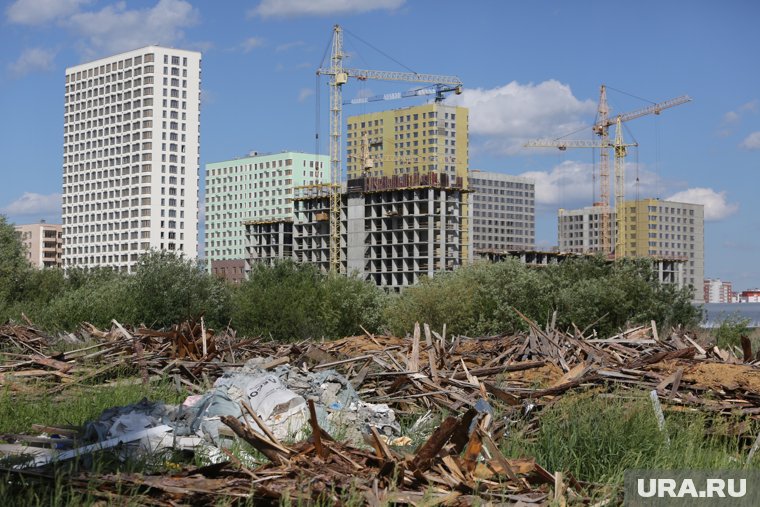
xmin=1 ymin=0 xmax=758 ymax=289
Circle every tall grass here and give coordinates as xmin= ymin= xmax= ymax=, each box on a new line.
xmin=500 ymin=389 xmax=755 ymax=487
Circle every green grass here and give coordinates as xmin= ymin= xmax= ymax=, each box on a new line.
xmin=0 ymin=377 xmax=187 ymax=434
xmin=500 ymin=388 xmax=758 ymax=492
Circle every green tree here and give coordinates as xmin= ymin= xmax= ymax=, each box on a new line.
xmin=0 ymin=215 xmax=30 ymax=310
xmin=130 ymin=250 xmax=232 ymax=328
xmin=386 ymin=256 xmax=700 ymax=338
xmin=231 ymin=261 xmax=386 ymax=341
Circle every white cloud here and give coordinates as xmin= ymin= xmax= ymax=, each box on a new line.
xmin=298 ymin=87 xmax=314 ymax=102
xmin=249 ymin=0 xmax=405 ymax=17
xmin=6 ymin=0 xmax=88 ymax=25
xmin=276 ymin=40 xmax=305 ymax=52
xmin=739 ymin=100 xmax=759 ymax=113
xmin=519 ymin=160 xmax=594 ymax=210
xmin=722 ymin=111 xmax=740 ymax=125
xmin=241 ymin=37 xmax=264 ymax=53
xmin=666 ymin=188 xmax=738 ymax=221
xmin=8 ymin=47 xmax=56 ymax=77
xmin=740 ymin=131 xmax=760 ymax=150
xmin=1 ymin=192 xmax=61 ymax=218
xmin=447 ymin=80 xmax=596 ymax=155
xmin=66 ymin=0 xmax=199 ymax=56
xmin=516 ymin=160 xmax=669 ymax=213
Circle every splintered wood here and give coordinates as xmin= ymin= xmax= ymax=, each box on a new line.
xmin=1 ymin=315 xmax=759 ymax=505
xmin=68 ymin=403 xmax=557 ymax=506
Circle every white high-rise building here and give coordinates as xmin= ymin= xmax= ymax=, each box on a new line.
xmin=469 ymin=170 xmax=535 ymax=253
xmin=62 ymin=46 xmax=201 ymax=272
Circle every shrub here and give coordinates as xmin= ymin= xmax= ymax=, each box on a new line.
xmin=386 ymin=256 xmax=700 ymax=337
xmin=231 ymin=261 xmax=386 ymax=341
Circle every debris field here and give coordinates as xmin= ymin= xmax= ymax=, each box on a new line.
xmin=1 ymin=314 xmax=759 ymax=505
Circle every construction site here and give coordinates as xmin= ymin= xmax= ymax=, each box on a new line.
xmin=1 ymin=17 xmax=749 ymax=507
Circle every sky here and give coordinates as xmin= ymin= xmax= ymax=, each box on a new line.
xmin=1 ymin=0 xmax=758 ymax=289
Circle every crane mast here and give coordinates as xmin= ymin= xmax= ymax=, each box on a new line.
xmin=317 ymin=24 xmax=463 ymax=273
xmin=593 ymin=85 xmax=612 ymax=255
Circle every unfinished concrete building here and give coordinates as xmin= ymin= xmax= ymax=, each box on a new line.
xmin=244 ymin=219 xmax=294 ymax=268
xmin=246 ymin=174 xmax=470 ymax=291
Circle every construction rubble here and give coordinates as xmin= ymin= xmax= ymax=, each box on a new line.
xmin=1 ymin=315 xmax=759 ymax=505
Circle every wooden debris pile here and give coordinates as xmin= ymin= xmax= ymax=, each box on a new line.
xmin=313 ymin=319 xmax=760 ymax=419
xmin=0 ymin=319 xmax=274 ymax=393
xmin=0 ymin=323 xmax=49 ymax=355
xmin=65 ymin=401 xmax=572 ymax=506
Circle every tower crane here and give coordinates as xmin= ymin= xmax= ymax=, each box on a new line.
xmin=526 ymin=84 xmax=691 ymax=257
xmin=316 ymin=24 xmax=463 ymax=273
xmin=525 ymin=130 xmax=636 ymax=258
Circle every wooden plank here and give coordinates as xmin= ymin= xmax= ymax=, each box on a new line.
xmin=409 ymin=323 xmax=421 ymax=372
xmin=411 ymin=416 xmax=458 ymax=473
xmin=220 ymin=416 xmax=289 ymax=465
xmin=667 ymin=368 xmax=684 ymax=402
xmin=479 ymin=430 xmax=517 ymax=481
xmin=307 ymin=399 xmax=326 ymax=459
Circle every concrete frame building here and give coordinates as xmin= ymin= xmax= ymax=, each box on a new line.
xmin=15 ymin=222 xmax=63 ymax=268
xmin=246 ymin=174 xmax=469 ymax=291
xmin=469 ymin=170 xmax=535 ymax=254
xmin=62 ymin=46 xmax=201 ymax=272
xmin=558 ymin=199 xmax=704 ymax=301
xmin=205 ymin=151 xmax=328 ymax=281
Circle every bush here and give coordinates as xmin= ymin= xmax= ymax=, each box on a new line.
xmin=231 ymin=260 xmax=386 ymax=341
xmin=130 ymin=251 xmax=231 ymax=328
xmin=713 ymin=313 xmax=752 ymax=349
xmin=386 ymin=256 xmax=700 ymax=337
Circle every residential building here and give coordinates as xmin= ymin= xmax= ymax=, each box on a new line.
xmin=558 ymin=199 xmax=704 ymax=301
xmin=205 ymin=151 xmax=329 ymax=281
xmin=557 ymin=204 xmax=614 ymax=254
xmin=345 ymin=103 xmax=468 ymax=184
xmin=15 ymin=222 xmax=63 ymax=268
xmin=469 ymin=170 xmax=535 ymax=253
xmin=704 ymin=278 xmax=733 ymax=303
xmin=62 ymin=46 xmax=201 ymax=272
xmin=738 ymin=289 xmax=760 ymax=303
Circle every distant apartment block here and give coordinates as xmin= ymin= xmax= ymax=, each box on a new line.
xmin=558 ymin=199 xmax=704 ymax=302
xmin=346 ymin=103 xmax=468 ymax=183
xmin=62 ymin=46 xmax=201 ymax=272
xmin=469 ymin=170 xmax=535 ymax=253
xmin=737 ymin=289 xmax=760 ymax=303
xmin=15 ymin=222 xmax=63 ymax=268
xmin=205 ymin=151 xmax=329 ymax=281
xmin=704 ymin=278 xmax=733 ymax=303
xmin=557 ymin=204 xmax=613 ymax=254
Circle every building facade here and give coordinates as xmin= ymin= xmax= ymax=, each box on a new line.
xmin=205 ymin=151 xmax=329 ymax=279
xmin=557 ymin=205 xmax=614 ymax=254
xmin=737 ymin=290 xmax=760 ymax=303
xmin=346 ymin=103 xmax=468 ymax=184
xmin=704 ymin=278 xmax=733 ymax=303
xmin=15 ymin=222 xmax=63 ymax=268
xmin=558 ymin=199 xmax=704 ymax=301
xmin=62 ymin=46 xmax=201 ymax=272
xmin=246 ymin=173 xmax=469 ymax=291
xmin=469 ymin=170 xmax=535 ymax=253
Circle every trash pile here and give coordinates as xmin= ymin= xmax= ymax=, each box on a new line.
xmin=73 ymin=400 xmax=563 ymax=506
xmin=1 ymin=315 xmax=759 ymax=505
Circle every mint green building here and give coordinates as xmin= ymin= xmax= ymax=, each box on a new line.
xmin=204 ymin=151 xmax=329 ymax=279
